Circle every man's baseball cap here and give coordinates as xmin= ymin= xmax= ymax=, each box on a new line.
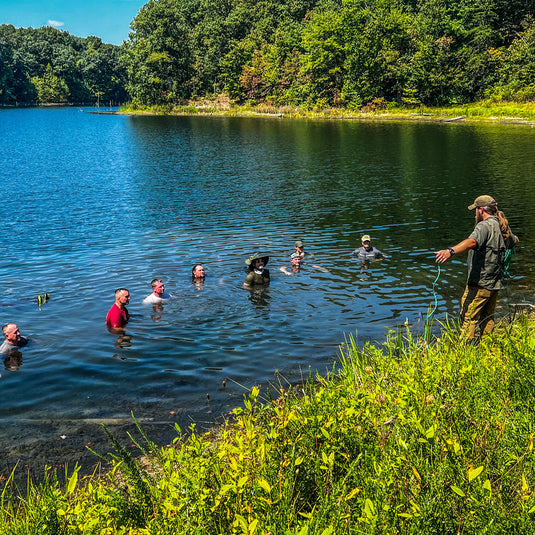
xmin=468 ymin=195 xmax=497 ymax=210
xmin=295 ymin=240 xmax=304 ymax=248
xmin=361 ymin=234 xmax=371 ymax=242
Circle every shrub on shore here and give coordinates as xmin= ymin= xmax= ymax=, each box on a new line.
xmin=2 ymin=318 xmax=535 ymax=534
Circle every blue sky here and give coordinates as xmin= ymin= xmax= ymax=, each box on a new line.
xmin=0 ymin=0 xmax=147 ymax=45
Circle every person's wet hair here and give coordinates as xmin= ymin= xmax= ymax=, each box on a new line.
xmin=114 ymin=287 xmax=129 ymax=296
xmin=191 ymin=264 xmax=205 ymax=279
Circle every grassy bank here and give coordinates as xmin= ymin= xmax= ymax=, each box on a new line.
xmin=121 ymin=99 xmax=535 ymax=124
xmin=2 ymin=318 xmax=535 ymax=533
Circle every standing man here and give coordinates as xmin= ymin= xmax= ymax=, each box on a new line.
xmin=143 ymin=278 xmax=171 ymax=304
xmin=0 ymin=323 xmax=28 ymax=353
xmin=106 ymin=288 xmax=131 ymax=331
xmin=352 ymin=235 xmax=387 ymax=260
xmin=435 ymin=195 xmax=518 ymax=340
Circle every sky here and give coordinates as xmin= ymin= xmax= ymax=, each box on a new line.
xmin=0 ymin=0 xmax=147 ymax=45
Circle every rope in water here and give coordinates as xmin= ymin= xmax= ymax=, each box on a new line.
xmin=424 ymin=263 xmax=441 ymax=341
xmin=424 ymin=245 xmax=516 ymax=340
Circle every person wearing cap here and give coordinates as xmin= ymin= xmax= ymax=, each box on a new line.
xmin=294 ymin=240 xmax=305 ymax=258
xmin=352 ymin=235 xmax=387 ymax=260
xmin=280 ymin=252 xmax=329 ymax=275
xmin=244 ymin=253 xmax=271 ymax=287
xmin=435 ymin=195 xmax=518 ymax=340
xmin=280 ymin=252 xmax=303 ymax=275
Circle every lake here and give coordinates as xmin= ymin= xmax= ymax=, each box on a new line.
xmin=1 ymin=107 xmax=534 ymax=479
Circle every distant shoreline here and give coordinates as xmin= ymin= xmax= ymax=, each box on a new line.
xmin=118 ymin=100 xmax=535 ymax=126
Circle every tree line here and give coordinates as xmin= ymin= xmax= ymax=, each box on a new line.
xmin=121 ymin=0 xmax=535 ymax=108
xmin=0 ymin=24 xmax=128 ymax=105
xmin=2 ymin=0 xmax=535 ymax=108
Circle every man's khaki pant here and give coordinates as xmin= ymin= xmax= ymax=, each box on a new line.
xmin=459 ymin=285 xmax=499 ymax=340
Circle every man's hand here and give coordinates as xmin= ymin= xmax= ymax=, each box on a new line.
xmin=434 ymin=249 xmax=453 ymax=263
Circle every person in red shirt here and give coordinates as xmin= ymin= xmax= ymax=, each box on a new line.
xmin=105 ymin=288 xmax=130 ymax=332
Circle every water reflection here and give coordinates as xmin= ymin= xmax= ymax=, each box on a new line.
xmin=0 ymin=108 xmax=534 ymax=476
xmin=4 ymin=350 xmax=23 ymax=371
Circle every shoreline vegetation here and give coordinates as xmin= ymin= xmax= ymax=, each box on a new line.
xmin=120 ymin=99 xmax=535 ymax=125
xmin=2 ymin=316 xmax=535 ymax=533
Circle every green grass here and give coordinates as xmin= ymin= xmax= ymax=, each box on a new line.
xmin=121 ymin=100 xmax=535 ymax=123
xmin=2 ymin=318 xmax=535 ymax=533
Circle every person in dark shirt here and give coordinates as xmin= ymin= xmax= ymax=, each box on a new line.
xmin=352 ymin=234 xmax=387 ymax=260
xmin=435 ymin=195 xmax=518 ymax=340
xmin=0 ymin=323 xmax=28 ymax=353
xmin=244 ymin=253 xmax=270 ymax=287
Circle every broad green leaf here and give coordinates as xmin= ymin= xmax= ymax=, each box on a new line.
xmin=67 ymin=469 xmax=78 ymax=495
xmin=412 ymin=466 xmax=421 ymax=481
xmin=364 ymin=498 xmax=376 ymax=519
xmin=468 ymin=465 xmax=484 ymax=482
xmin=248 ymin=518 xmax=259 ymax=533
xmin=451 ymin=485 xmax=465 ymax=497
xmin=258 ymin=479 xmax=271 ymax=493
xmin=345 ymin=487 xmax=360 ymax=500
xmin=219 ymin=483 xmax=234 ymax=495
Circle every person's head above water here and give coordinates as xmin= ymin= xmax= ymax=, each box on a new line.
xmin=2 ymin=322 xmax=22 ymax=346
xmin=192 ymin=264 xmax=206 ymax=280
xmin=290 ymin=252 xmax=302 ymax=266
xmin=294 ymin=240 xmax=305 ymax=257
xmin=245 ymin=253 xmax=269 ymax=272
xmin=114 ymin=288 xmax=130 ymax=308
xmin=150 ymin=278 xmax=166 ymax=297
xmin=361 ymin=234 xmax=372 ymax=251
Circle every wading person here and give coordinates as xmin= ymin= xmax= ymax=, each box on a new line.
xmin=280 ymin=252 xmax=329 ymax=275
xmin=0 ymin=323 xmax=28 ymax=353
xmin=280 ymin=252 xmax=302 ymax=275
xmin=191 ymin=263 xmax=206 ymax=290
xmin=244 ymin=253 xmax=270 ymax=287
xmin=434 ymin=195 xmax=518 ymax=341
xmin=191 ymin=264 xmax=206 ymax=281
xmin=106 ymin=288 xmax=131 ymax=332
xmin=351 ymin=234 xmax=387 ymax=260
xmin=294 ymin=240 xmax=306 ymax=259
xmin=143 ymin=278 xmax=171 ymax=304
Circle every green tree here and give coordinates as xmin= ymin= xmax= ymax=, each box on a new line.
xmin=300 ymin=1 xmax=346 ymax=107
xmin=488 ymin=16 xmax=535 ymax=101
xmin=31 ymin=63 xmax=70 ymax=103
xmin=342 ymin=0 xmax=413 ymax=107
xmin=121 ymin=0 xmax=194 ymax=104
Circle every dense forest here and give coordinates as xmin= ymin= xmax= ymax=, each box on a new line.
xmin=0 ymin=25 xmax=128 ymax=105
xmin=121 ymin=0 xmax=535 ymax=108
xmin=2 ymin=0 xmax=535 ymax=108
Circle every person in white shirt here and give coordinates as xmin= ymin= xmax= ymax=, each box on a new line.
xmin=143 ymin=278 xmax=171 ymax=304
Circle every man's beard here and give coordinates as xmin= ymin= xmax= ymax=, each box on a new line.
xmin=475 ymin=211 xmax=483 ymax=224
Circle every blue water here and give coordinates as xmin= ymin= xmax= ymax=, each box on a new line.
xmin=1 ymin=107 xmax=534 ymax=476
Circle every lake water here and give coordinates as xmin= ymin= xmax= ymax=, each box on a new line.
xmin=1 ymin=107 xmax=534 ymax=479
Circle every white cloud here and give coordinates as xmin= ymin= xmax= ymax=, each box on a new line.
xmin=48 ymin=20 xmax=65 ymax=28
